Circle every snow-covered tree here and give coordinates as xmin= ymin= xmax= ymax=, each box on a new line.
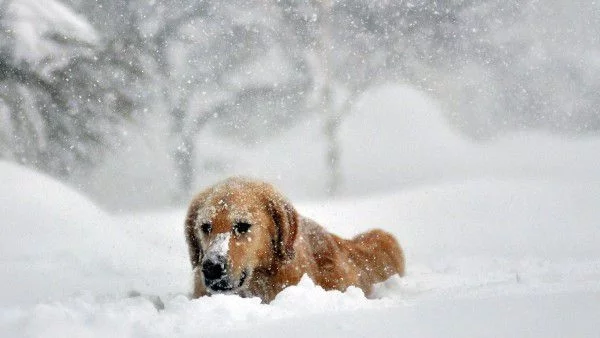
xmin=0 ymin=0 xmax=136 ymax=177
xmin=272 ymin=0 xmax=430 ymax=194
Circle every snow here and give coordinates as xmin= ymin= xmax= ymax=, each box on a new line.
xmin=205 ymin=233 xmax=231 ymax=263
xmin=0 ymin=162 xmax=176 ymax=306
xmin=82 ymin=85 xmax=600 ymax=210
xmin=3 ymin=84 xmax=600 ymax=336
xmin=1 ymin=157 xmax=600 ymax=337
xmin=339 ymin=85 xmax=600 ymax=195
xmin=4 ymin=0 xmax=98 ymax=74
xmin=226 ymin=46 xmax=297 ymax=89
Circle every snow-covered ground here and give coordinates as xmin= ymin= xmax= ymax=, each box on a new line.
xmin=1 ymin=159 xmax=599 ymax=337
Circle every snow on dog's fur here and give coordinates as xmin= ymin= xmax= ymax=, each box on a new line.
xmin=184 ymin=177 xmax=405 ymax=303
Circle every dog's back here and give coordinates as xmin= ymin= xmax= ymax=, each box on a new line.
xmin=296 ymin=218 xmax=405 ymax=295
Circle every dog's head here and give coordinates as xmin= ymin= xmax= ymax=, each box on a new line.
xmin=185 ymin=177 xmax=298 ymax=294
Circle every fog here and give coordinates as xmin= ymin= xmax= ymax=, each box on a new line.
xmin=1 ymin=0 xmax=599 ymax=211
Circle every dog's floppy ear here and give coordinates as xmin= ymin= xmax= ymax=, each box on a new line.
xmin=267 ymin=195 xmax=298 ymax=261
xmin=184 ymin=197 xmax=204 ymax=268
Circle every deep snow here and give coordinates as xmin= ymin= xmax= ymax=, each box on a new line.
xmin=1 ymin=160 xmax=600 ymax=337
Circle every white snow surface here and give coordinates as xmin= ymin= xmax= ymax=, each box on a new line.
xmin=1 ymin=160 xmax=600 ymax=337
xmin=205 ymin=233 xmax=231 ymax=263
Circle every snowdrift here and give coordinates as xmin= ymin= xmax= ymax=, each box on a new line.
xmin=0 ymin=161 xmax=156 ymax=305
xmin=1 ymin=161 xmax=599 ymax=337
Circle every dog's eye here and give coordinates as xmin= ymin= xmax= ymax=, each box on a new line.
xmin=233 ymin=222 xmax=252 ymax=234
xmin=200 ymin=223 xmax=212 ymax=234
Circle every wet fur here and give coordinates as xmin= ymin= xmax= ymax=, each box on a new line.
xmin=185 ymin=177 xmax=405 ymax=303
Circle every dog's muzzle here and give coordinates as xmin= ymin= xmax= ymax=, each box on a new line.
xmin=202 ymin=258 xmax=248 ymax=292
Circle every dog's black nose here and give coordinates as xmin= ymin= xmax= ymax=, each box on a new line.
xmin=202 ymin=259 xmax=227 ymax=281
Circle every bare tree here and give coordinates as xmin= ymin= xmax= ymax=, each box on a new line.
xmin=275 ymin=0 xmax=417 ymax=195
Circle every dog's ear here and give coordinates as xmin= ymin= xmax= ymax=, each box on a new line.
xmin=184 ymin=197 xmax=204 ymax=268
xmin=267 ymin=196 xmax=298 ymax=261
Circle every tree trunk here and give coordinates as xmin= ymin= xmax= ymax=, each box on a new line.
xmin=318 ymin=0 xmax=342 ymax=197
xmin=170 ymin=106 xmax=196 ymax=201
xmin=324 ymin=105 xmax=342 ymax=196
xmin=174 ymin=134 xmax=195 ymax=201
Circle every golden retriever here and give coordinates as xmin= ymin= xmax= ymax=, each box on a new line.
xmin=184 ymin=177 xmax=405 ymax=303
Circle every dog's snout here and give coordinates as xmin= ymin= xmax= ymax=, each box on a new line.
xmin=202 ymin=259 xmax=227 ymax=281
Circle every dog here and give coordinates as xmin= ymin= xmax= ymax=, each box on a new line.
xmin=184 ymin=177 xmax=405 ymax=303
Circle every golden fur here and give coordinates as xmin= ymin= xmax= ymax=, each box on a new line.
xmin=184 ymin=177 xmax=405 ymax=303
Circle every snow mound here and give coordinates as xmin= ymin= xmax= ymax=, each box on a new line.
xmin=0 ymin=161 xmax=138 ymax=305
xmin=339 ymin=85 xmax=600 ymax=195
xmin=339 ymin=85 xmax=469 ymax=193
